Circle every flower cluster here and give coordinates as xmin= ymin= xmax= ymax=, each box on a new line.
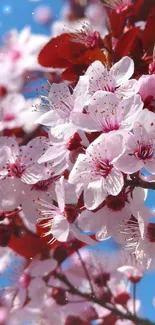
xmin=0 ymin=0 xmax=155 ymax=324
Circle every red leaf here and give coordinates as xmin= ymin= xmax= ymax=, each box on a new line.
xmin=133 ymin=0 xmax=144 ymax=17
xmin=38 ymin=33 xmax=85 ymax=68
xmin=8 ymin=233 xmax=49 ymax=259
xmin=62 ymin=64 xmax=86 ymax=82
xmin=36 ymin=219 xmax=58 ymax=249
xmin=142 ymin=5 xmax=155 ymax=51
xmin=114 ymin=27 xmax=140 ymax=61
xmin=110 ymin=10 xmax=126 ymax=38
xmin=38 ymin=33 xmax=72 ymax=68
xmin=135 ymin=0 xmax=155 ymax=21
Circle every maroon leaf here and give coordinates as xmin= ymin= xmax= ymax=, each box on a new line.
xmin=142 ymin=5 xmax=155 ymax=51
xmin=114 ymin=27 xmax=140 ymax=61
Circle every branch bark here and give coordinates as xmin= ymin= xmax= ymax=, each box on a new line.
xmin=126 ymin=178 xmax=155 ymax=190
xmin=54 ymin=271 xmax=155 ymax=325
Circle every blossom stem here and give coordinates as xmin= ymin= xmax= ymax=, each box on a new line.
xmin=126 ymin=178 xmax=155 ymax=190
xmin=54 ymin=271 xmax=155 ymax=325
xmin=76 ymin=250 xmax=95 ymax=297
xmin=133 ymin=283 xmax=136 ymax=316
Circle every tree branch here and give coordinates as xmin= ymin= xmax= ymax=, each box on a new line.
xmin=54 ymin=271 xmax=155 ymax=325
xmin=125 ymin=178 xmax=155 ymax=190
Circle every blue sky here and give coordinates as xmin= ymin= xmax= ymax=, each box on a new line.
xmin=0 ymin=0 xmax=155 ymax=321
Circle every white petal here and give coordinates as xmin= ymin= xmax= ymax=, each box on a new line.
xmin=71 ymin=224 xmax=97 ymax=246
xmin=55 ymin=177 xmax=65 ymax=212
xmin=111 ymin=57 xmax=134 ymax=86
xmin=30 ymin=259 xmax=57 ymax=277
xmin=52 ymin=215 xmax=70 ymax=242
xmin=84 ymin=178 xmax=106 ymax=210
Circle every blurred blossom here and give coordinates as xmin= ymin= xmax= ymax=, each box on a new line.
xmin=33 ymin=5 xmax=53 ymax=25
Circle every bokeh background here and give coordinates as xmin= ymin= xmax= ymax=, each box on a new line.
xmin=0 ymin=0 xmax=154 ymax=321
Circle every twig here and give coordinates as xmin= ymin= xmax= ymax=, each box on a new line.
xmin=76 ymin=250 xmax=95 ymax=297
xmin=125 ymin=178 xmax=155 ymax=191
xmin=133 ymin=283 xmax=136 ymax=316
xmin=54 ymin=271 xmax=155 ymax=325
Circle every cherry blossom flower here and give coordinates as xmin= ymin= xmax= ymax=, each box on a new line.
xmin=114 ymin=109 xmax=155 ymax=174
xmin=117 ymin=263 xmax=143 ymax=284
xmin=69 ymin=132 xmax=124 ymax=210
xmin=35 ymin=176 xmax=97 ymax=245
xmin=84 ymin=57 xmax=139 ymax=98
xmin=71 ymin=91 xmax=143 ymax=133
xmin=0 ymin=136 xmax=50 ymax=184
xmin=12 ymin=256 xmax=57 ymax=310
xmin=38 ymin=130 xmax=89 ymax=175
xmin=78 ymin=187 xmax=152 ymax=243
xmin=17 ymin=176 xmax=57 ymax=224
xmin=2 ymin=27 xmax=51 ymax=73
xmin=35 ymin=76 xmax=89 ymax=139
xmin=0 ymin=94 xmax=41 ymax=133
xmin=134 ymin=214 xmax=155 ymax=269
xmin=0 ymin=58 xmax=24 ymax=94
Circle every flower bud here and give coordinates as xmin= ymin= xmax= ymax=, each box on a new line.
xmin=99 ymin=287 xmax=112 ymax=303
xmin=127 ymin=274 xmax=142 ymax=284
xmin=94 ymin=272 xmax=110 ymax=286
xmin=52 ymin=287 xmax=68 ymax=305
xmin=65 ymin=315 xmax=88 ymax=325
xmin=114 ymin=292 xmax=130 ymax=305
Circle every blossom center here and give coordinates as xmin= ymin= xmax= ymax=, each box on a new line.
xmin=2 ymin=113 xmax=15 ymax=122
xmin=8 ymin=162 xmax=25 ymax=177
xmin=64 ymin=206 xmax=77 ymax=224
xmin=84 ymin=31 xmax=100 ymax=48
xmin=95 ymin=159 xmax=112 ymax=178
xmin=11 ymin=50 xmax=22 ymax=62
xmin=102 ymin=118 xmax=120 ymax=133
xmin=134 ymin=144 xmax=154 ymax=161
xmin=72 ymin=29 xmax=100 ymax=48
